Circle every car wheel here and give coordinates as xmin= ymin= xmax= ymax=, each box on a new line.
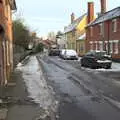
xmin=90 ymin=64 xmax=97 ymax=69
xmin=81 ymin=62 xmax=84 ymax=67
xmin=63 ymin=57 xmax=66 ymax=60
xmin=91 ymin=66 xmax=97 ymax=69
xmin=104 ymin=65 xmax=111 ymax=69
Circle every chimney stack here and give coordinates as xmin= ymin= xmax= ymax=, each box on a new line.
xmin=101 ymin=0 xmax=106 ymax=14
xmin=71 ymin=13 xmax=75 ymax=23
xmin=88 ymin=2 xmax=94 ymax=24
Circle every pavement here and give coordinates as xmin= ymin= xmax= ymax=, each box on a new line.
xmin=0 ymin=55 xmax=55 ymax=120
xmin=0 ymin=69 xmax=41 ymax=120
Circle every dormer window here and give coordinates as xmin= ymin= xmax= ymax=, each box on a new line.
xmin=112 ymin=19 xmax=117 ymax=32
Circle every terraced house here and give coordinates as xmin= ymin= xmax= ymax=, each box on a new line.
xmin=64 ymin=2 xmax=95 ymax=56
xmin=0 ymin=0 xmax=16 ymax=85
xmin=86 ymin=0 xmax=120 ymax=61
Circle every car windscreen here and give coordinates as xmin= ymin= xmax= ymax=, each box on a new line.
xmin=65 ymin=50 xmax=77 ymax=56
xmin=95 ymin=52 xmax=106 ymax=57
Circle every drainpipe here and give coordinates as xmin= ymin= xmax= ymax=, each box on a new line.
xmin=107 ymin=20 xmax=110 ymax=55
xmin=102 ymin=23 xmax=105 ymax=51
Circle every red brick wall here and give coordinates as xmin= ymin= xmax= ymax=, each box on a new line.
xmin=86 ymin=17 xmax=120 ymax=60
xmin=0 ymin=0 xmax=14 ymax=85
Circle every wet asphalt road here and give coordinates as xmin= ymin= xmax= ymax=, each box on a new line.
xmin=38 ymin=55 xmax=120 ymax=120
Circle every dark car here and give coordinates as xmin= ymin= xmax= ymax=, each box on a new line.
xmin=48 ymin=49 xmax=60 ymax=56
xmin=81 ymin=51 xmax=112 ymax=69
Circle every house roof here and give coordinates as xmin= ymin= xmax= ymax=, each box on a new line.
xmin=87 ymin=7 xmax=120 ymax=27
xmin=42 ymin=39 xmax=56 ymax=46
xmin=64 ymin=13 xmax=87 ymax=33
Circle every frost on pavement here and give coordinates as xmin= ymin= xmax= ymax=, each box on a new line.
xmin=16 ymin=56 xmax=58 ymax=118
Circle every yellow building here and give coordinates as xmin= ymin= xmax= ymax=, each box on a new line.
xmin=76 ymin=33 xmax=86 ymax=56
xmin=64 ymin=2 xmax=95 ymax=56
xmin=64 ymin=13 xmax=87 ymax=56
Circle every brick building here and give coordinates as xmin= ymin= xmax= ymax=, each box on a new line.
xmin=0 ymin=0 xmax=16 ymax=85
xmin=86 ymin=0 xmax=120 ymax=61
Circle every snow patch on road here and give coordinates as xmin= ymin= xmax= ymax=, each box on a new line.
xmin=97 ymin=62 xmax=120 ymax=72
xmin=81 ymin=62 xmax=120 ymax=72
xmin=104 ymin=96 xmax=120 ymax=110
xmin=16 ymin=56 xmax=58 ymax=116
xmin=17 ymin=62 xmax=23 ymax=67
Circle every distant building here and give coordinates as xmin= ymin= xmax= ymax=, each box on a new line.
xmin=42 ymin=39 xmax=57 ymax=49
xmin=86 ymin=0 xmax=120 ymax=61
xmin=56 ymin=32 xmax=66 ymax=49
xmin=64 ymin=2 xmax=95 ymax=56
xmin=76 ymin=33 xmax=86 ymax=56
xmin=0 ymin=0 xmax=16 ymax=85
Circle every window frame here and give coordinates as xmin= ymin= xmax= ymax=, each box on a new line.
xmin=90 ymin=26 xmax=93 ymax=37
xmin=112 ymin=19 xmax=117 ymax=32
xmin=99 ymin=23 xmax=104 ymax=35
xmin=114 ymin=40 xmax=119 ymax=54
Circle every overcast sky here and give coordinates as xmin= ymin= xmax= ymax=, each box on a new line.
xmin=15 ymin=0 xmax=120 ymax=37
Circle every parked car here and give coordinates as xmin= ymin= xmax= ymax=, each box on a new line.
xmin=60 ymin=49 xmax=78 ymax=60
xmin=81 ymin=51 xmax=112 ymax=69
xmin=59 ymin=49 xmax=66 ymax=58
xmin=48 ymin=49 xmax=60 ymax=56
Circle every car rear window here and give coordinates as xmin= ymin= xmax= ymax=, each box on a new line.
xmin=95 ymin=52 xmax=106 ymax=57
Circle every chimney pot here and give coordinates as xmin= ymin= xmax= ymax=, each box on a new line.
xmin=88 ymin=2 xmax=94 ymax=24
xmin=101 ymin=0 xmax=106 ymax=14
xmin=71 ymin=13 xmax=75 ymax=24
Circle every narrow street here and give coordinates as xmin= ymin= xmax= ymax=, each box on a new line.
xmin=2 ymin=54 xmax=120 ymax=120
xmin=37 ymin=54 xmax=120 ymax=120
xmin=1 ymin=0 xmax=120 ymax=120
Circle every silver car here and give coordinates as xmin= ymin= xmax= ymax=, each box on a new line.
xmin=60 ymin=49 xmax=78 ymax=60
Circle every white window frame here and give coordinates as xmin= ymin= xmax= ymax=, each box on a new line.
xmin=99 ymin=41 xmax=103 ymax=51
xmin=109 ymin=41 xmax=113 ymax=54
xmin=99 ymin=23 xmax=104 ymax=35
xmin=112 ymin=19 xmax=117 ymax=32
xmin=95 ymin=41 xmax=98 ymax=51
xmin=90 ymin=41 xmax=93 ymax=51
xmin=90 ymin=27 xmax=93 ymax=36
xmin=114 ymin=40 xmax=119 ymax=54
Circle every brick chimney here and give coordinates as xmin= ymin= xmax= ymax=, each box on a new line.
xmin=71 ymin=13 xmax=75 ymax=24
xmin=101 ymin=0 xmax=106 ymax=14
xmin=88 ymin=2 xmax=94 ymax=24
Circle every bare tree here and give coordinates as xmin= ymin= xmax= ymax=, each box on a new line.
xmin=47 ymin=31 xmax=56 ymax=42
